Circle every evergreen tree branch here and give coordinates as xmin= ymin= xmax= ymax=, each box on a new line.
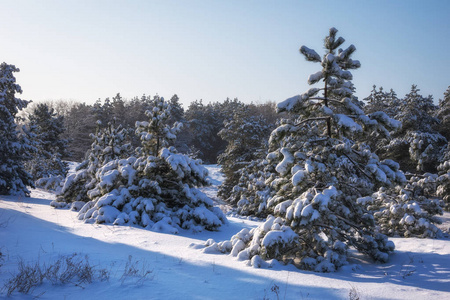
xmin=294 ymin=117 xmax=330 ymax=127
xmin=342 ymin=153 xmax=372 ymax=179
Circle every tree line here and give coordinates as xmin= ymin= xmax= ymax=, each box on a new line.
xmin=24 ymin=94 xmax=278 ymax=164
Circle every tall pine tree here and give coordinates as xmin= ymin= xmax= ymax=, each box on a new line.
xmin=25 ymin=103 xmax=69 ymax=183
xmin=0 ymin=63 xmax=34 ymax=196
xmin=208 ymin=28 xmax=403 ymax=272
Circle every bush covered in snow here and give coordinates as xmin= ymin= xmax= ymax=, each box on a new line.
xmin=35 ymin=175 xmax=65 ymax=193
xmin=359 ymin=184 xmax=442 ymax=238
xmin=378 ymin=85 xmax=446 ymax=173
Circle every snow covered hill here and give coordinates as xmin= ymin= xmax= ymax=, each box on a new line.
xmin=0 ymin=165 xmax=449 ymax=299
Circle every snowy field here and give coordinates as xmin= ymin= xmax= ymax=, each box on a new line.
xmin=0 ymin=165 xmax=449 ymax=299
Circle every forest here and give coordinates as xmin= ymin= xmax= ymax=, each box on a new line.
xmin=1 ymin=28 xmax=450 ymax=275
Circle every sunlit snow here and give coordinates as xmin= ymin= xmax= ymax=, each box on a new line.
xmin=0 ymin=165 xmax=449 ymax=299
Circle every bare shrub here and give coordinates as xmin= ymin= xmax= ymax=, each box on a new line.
xmin=349 ymin=285 xmax=361 ymax=300
xmin=44 ymin=253 xmax=94 ymax=285
xmin=3 ymin=259 xmax=45 ymax=296
xmin=0 ymin=248 xmax=4 ymax=269
xmin=120 ymin=255 xmax=153 ymax=286
xmin=2 ymin=253 xmax=110 ymax=296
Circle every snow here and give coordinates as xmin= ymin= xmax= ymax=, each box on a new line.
xmin=291 ymin=169 xmax=306 ymax=186
xmin=308 ymin=71 xmax=324 ymax=84
xmin=335 ymin=114 xmax=363 ymax=132
xmin=0 ymin=165 xmax=449 ymax=299
xmin=299 ymin=45 xmax=321 ymax=62
xmin=275 ymin=147 xmax=294 ymax=175
xmin=261 ymin=226 xmax=297 ymax=248
xmin=277 ymin=94 xmax=301 ymax=112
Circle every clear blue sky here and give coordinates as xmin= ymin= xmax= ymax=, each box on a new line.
xmin=1 ymin=0 xmax=449 ymax=108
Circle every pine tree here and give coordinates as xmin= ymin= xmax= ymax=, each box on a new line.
xmin=364 ymin=85 xmax=386 ymax=114
xmin=75 ymin=96 xmax=226 ymax=232
xmin=64 ymin=102 xmax=97 ymax=161
xmin=364 ymin=86 xmax=401 ymax=117
xmin=167 ymin=94 xmax=185 ymax=125
xmin=207 ymin=28 xmax=403 ymax=272
xmin=361 ymin=87 xmax=403 ymax=156
xmin=0 ymin=63 xmax=35 ymax=196
xmin=166 ymin=94 xmax=191 ymax=154
xmin=92 ymin=97 xmax=113 ymax=128
xmin=135 ymin=95 xmax=182 ymax=156
xmin=185 ymin=98 xmax=245 ymax=163
xmin=435 ymin=87 xmax=450 ymax=211
xmin=52 ymin=119 xmax=132 ymax=208
xmin=111 ymin=93 xmax=126 ymax=121
xmin=437 ymin=142 xmax=450 ymax=211
xmin=218 ymin=105 xmax=274 ymax=202
xmin=360 ymin=178 xmax=443 ymax=238
xmin=381 ymin=85 xmax=446 ymax=173
xmin=25 ymin=103 xmax=69 ymax=189
xmin=436 ymin=86 xmax=450 ymax=141
xmin=219 ymin=102 xmax=281 ymax=216
xmin=185 ymin=100 xmax=214 ymax=161
xmin=230 ymin=157 xmax=277 ymax=217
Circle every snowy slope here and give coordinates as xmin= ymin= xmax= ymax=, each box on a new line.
xmin=0 ymin=165 xmax=449 ymax=299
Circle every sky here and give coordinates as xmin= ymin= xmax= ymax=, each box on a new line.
xmin=1 ymin=0 xmax=449 ymax=108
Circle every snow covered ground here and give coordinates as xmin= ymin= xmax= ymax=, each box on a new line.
xmin=0 ymin=165 xmax=449 ymax=299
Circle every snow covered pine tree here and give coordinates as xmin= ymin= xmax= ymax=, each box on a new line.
xmin=25 ymin=103 xmax=69 ymax=191
xmin=361 ymin=86 xmax=445 ymax=237
xmin=76 ymin=96 xmax=226 ymax=232
xmin=203 ymin=28 xmax=404 ymax=272
xmin=217 ymin=105 xmax=273 ymax=202
xmin=437 ymin=143 xmax=450 ymax=211
xmin=52 ymin=119 xmax=132 ymax=209
xmin=0 ymin=63 xmax=35 ymax=196
xmin=380 ymin=85 xmax=446 ymax=173
xmin=436 ymin=87 xmax=450 ymax=211
xmin=436 ymin=86 xmax=450 ymax=141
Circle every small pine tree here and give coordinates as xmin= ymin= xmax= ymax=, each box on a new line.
xmin=52 ymin=119 xmax=132 ymax=208
xmin=363 ymin=86 xmax=402 ymax=153
xmin=25 ymin=103 xmax=69 ymax=189
xmin=359 ymin=180 xmax=443 ymax=238
xmin=76 ymin=96 xmax=226 ymax=232
xmin=0 ymin=63 xmax=35 ymax=196
xmin=184 ymin=101 xmax=212 ymax=162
